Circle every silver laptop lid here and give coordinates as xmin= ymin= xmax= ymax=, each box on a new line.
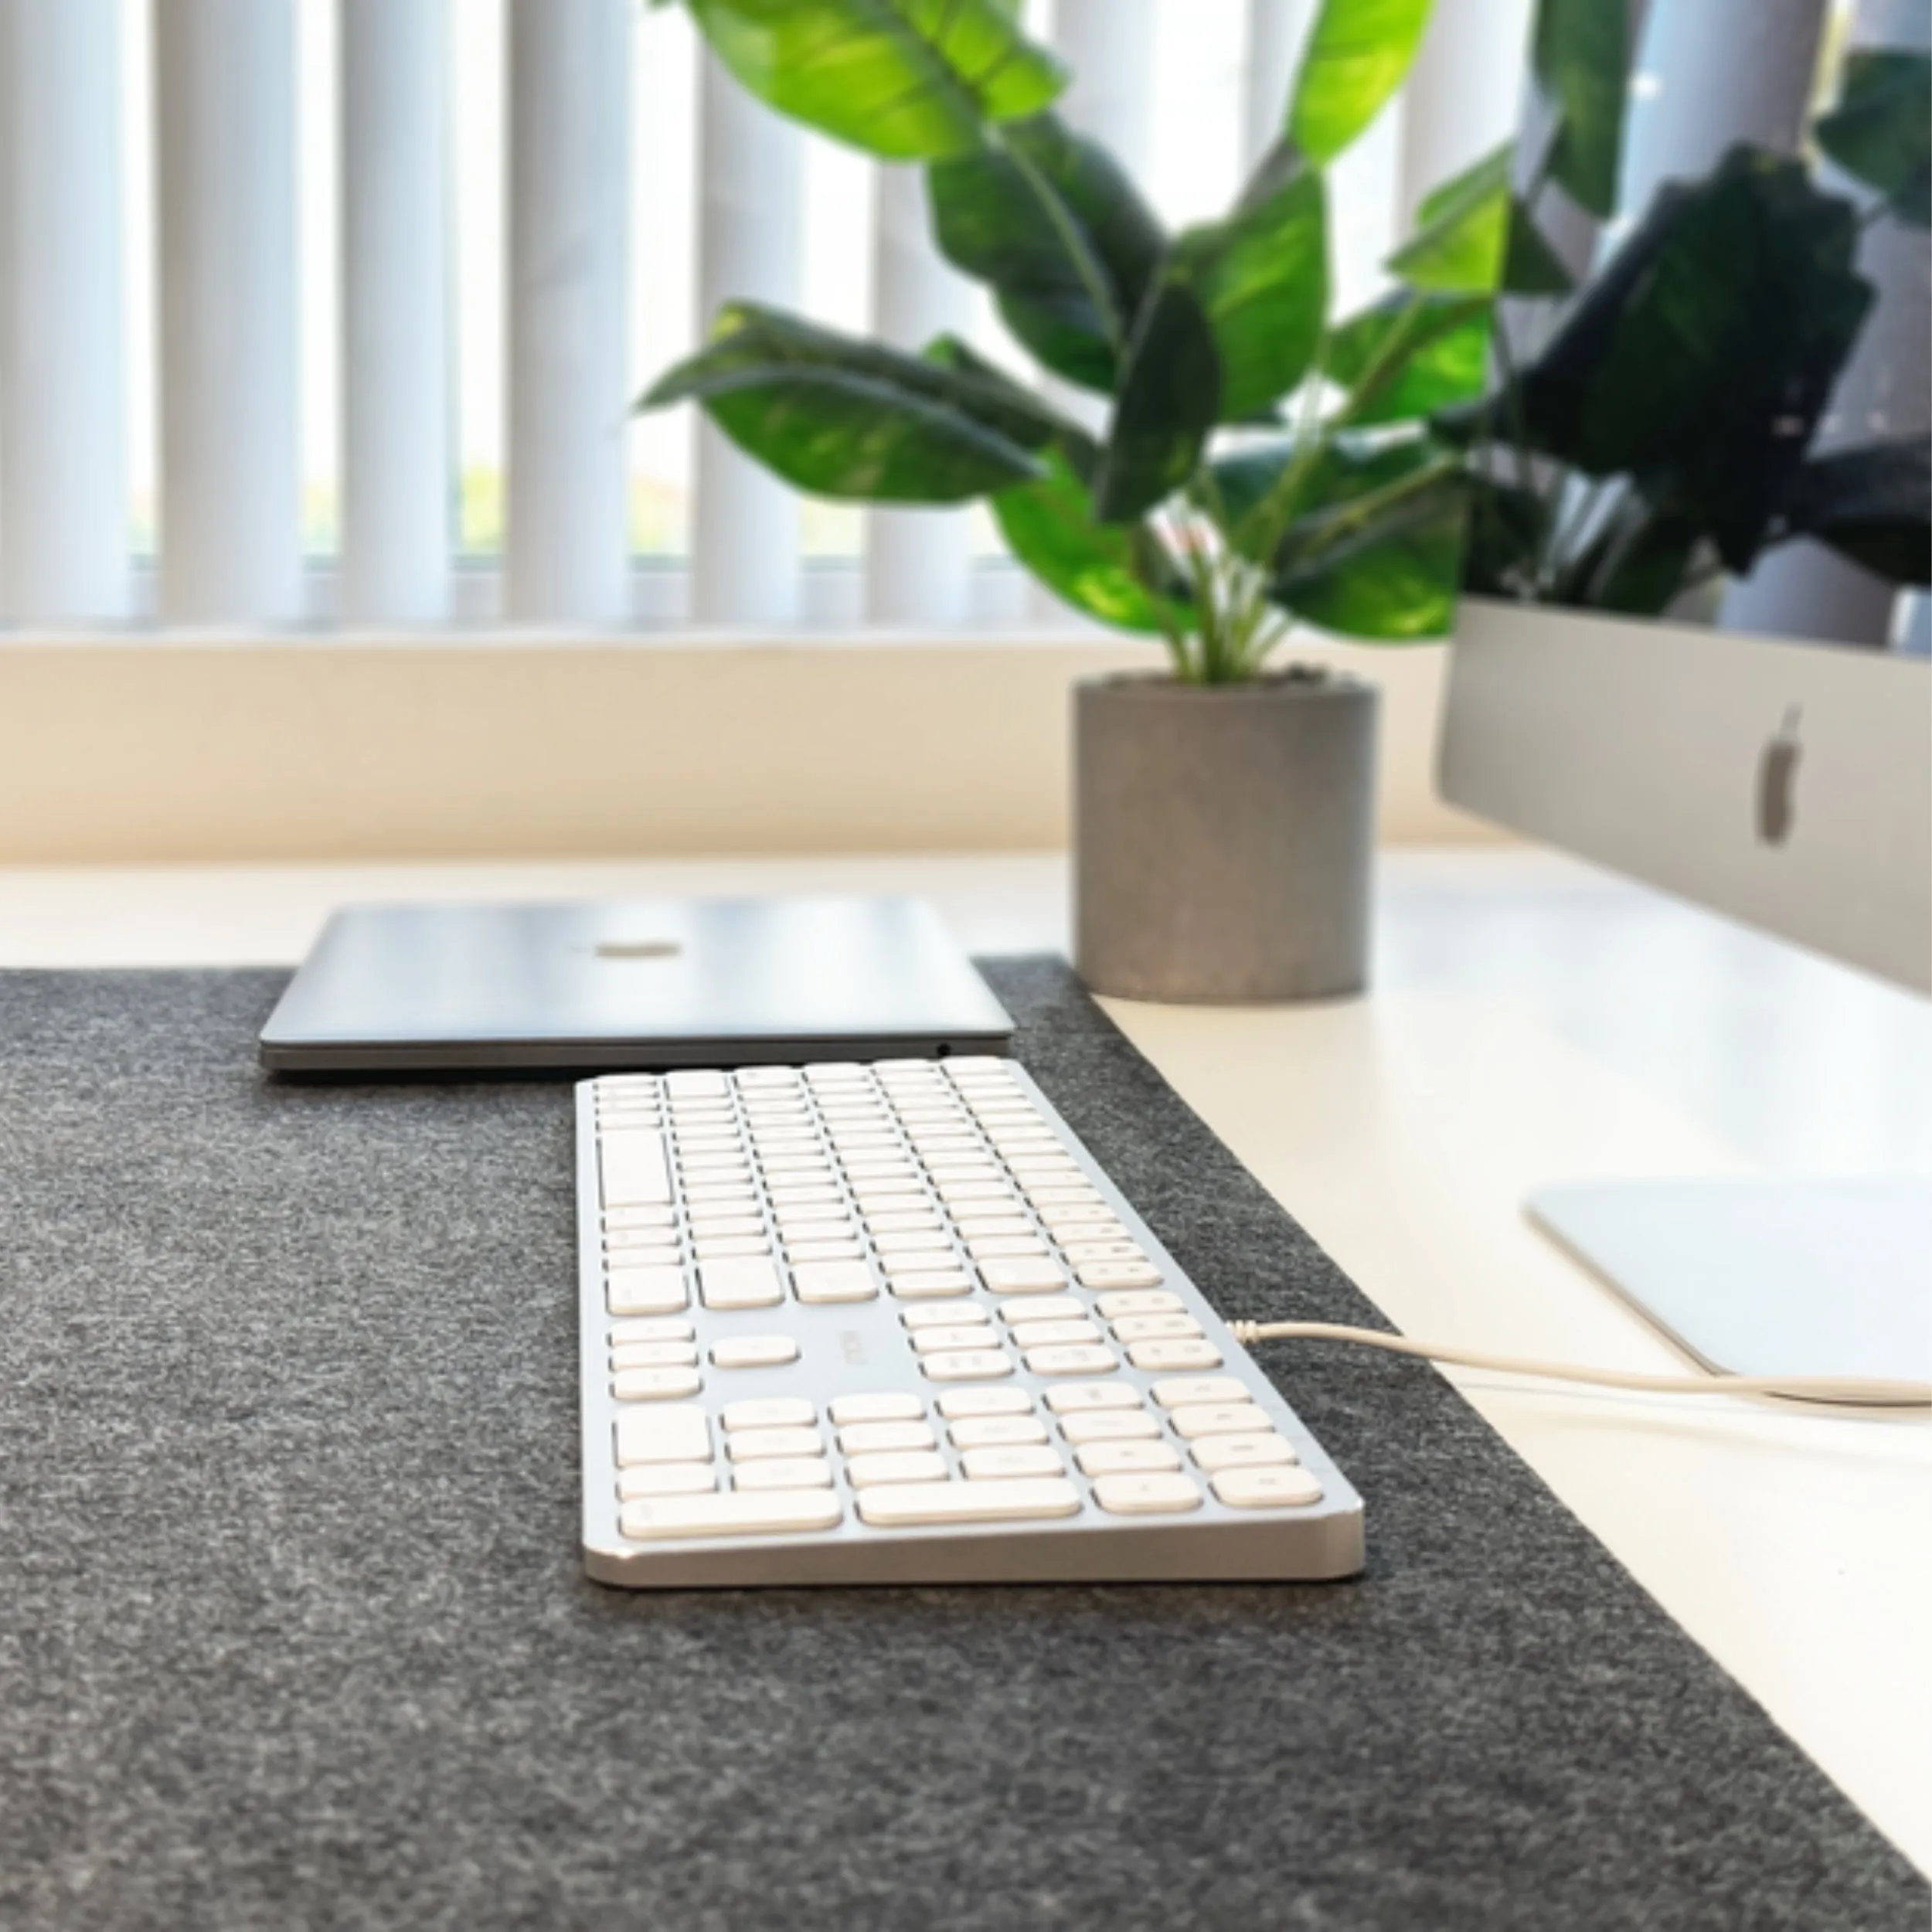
xmin=260 ymin=896 xmax=1015 ymax=1073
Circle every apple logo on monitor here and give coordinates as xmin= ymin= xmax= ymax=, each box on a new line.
xmin=1757 ymin=706 xmax=1803 ymax=847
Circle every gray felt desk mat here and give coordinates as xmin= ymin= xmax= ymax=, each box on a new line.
xmin=0 ymin=961 xmax=1921 ymax=1932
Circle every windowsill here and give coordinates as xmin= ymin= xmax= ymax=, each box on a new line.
xmin=0 ymin=628 xmax=1502 ymax=863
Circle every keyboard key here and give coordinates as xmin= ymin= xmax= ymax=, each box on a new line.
xmin=709 ymin=1335 xmax=800 ymax=1371
xmin=911 ymin=1325 xmax=1003 ymax=1356
xmin=607 ymin=1316 xmax=694 ymax=1345
xmin=827 ymin=1393 xmax=925 ymax=1426
xmin=685 ymin=1213 xmax=765 ymax=1239
xmin=1077 ymin=1260 xmax=1165 ymax=1290
xmin=885 ymin=1267 xmax=975 ymax=1300
xmin=607 ymin=1266 xmax=689 ymax=1317
xmin=692 ymin=1237 xmax=774 ymax=1261
xmin=726 ymin=1427 xmax=824 ymax=1462
xmin=1004 ymin=1318 xmax=1103 ymax=1348
xmin=734 ymin=1458 xmax=836 ymax=1492
xmin=699 ymin=1259 xmax=785 ymax=1310
xmin=1213 ymin=1467 xmax=1324 ymax=1509
xmin=1149 ymin=1376 xmax=1249 ymax=1410
xmin=611 ymin=1341 xmax=699 ymax=1369
xmin=600 ymin=1131 xmax=671 ymax=1208
xmin=845 ymin=1449 xmax=950 ymax=1488
xmin=836 ymin=1420 xmax=936 ymax=1457
xmin=618 ymin=1464 xmax=716 ymax=1499
xmin=995 ymin=1295 xmax=1085 ymax=1326
xmin=1094 ymin=1290 xmax=1185 ymax=1319
xmin=1128 ymin=1339 xmax=1223 ymax=1372
xmin=960 ymin=1444 xmax=1065 ymax=1481
xmin=1075 ymin=1440 xmax=1182 ymax=1478
xmin=1044 ymin=1382 xmax=1141 ymax=1415
xmin=603 ymin=1243 xmax=680 ymax=1271
xmin=774 ymin=1201 xmax=852 ymax=1227
xmin=792 ymin=1260 xmax=878 ymax=1304
xmin=855 ymin=1478 xmax=1081 ymax=1529
xmin=979 ymin=1258 xmax=1066 ymax=1295
xmin=952 ymin=1215 xmax=1035 ymax=1240
xmin=615 ymin=1405 xmax=711 ymax=1466
xmin=935 ymin=1387 xmax=1032 ymax=1420
xmin=966 ymin=1237 xmax=1051 ymax=1260
xmin=947 ymin=1415 xmax=1049 ymax=1450
xmin=621 ymin=1490 xmax=842 ymax=1542
xmin=721 ymin=1398 xmax=815 ymax=1433
xmin=920 ymin=1350 xmax=1014 ymax=1383
xmin=1190 ymin=1433 xmax=1298 ymax=1473
xmin=872 ymin=1230 xmax=953 ymax=1258
xmin=664 ymin=1070 xmax=730 ymax=1099
xmin=784 ymin=1238 xmax=867 ymax=1264
xmin=1057 ymin=1409 xmax=1162 ymax=1445
xmin=603 ymin=1204 xmax=676 ymax=1233
xmin=901 ymin=1302 xmax=991 ymax=1332
xmin=1063 ymin=1242 xmax=1151 ymax=1268
xmin=1110 ymin=1315 xmax=1202 ymax=1344
xmin=682 ymin=1182 xmax=759 ymax=1207
xmin=1093 ymin=1473 xmax=1202 ymax=1515
xmin=1023 ymin=1343 xmax=1118 ymax=1376
xmin=1170 ymin=1403 xmax=1272 ymax=1440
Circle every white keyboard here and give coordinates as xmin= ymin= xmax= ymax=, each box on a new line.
xmin=578 ymin=1056 xmax=1365 ymax=1587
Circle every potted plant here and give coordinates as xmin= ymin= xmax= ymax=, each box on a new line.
xmin=639 ymin=0 xmax=1517 ymax=1002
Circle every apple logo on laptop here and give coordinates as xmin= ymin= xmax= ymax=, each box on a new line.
xmin=1756 ymin=706 xmax=1803 ymax=847
xmin=594 ymin=938 xmax=682 ymax=961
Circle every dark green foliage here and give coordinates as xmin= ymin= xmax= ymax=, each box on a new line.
xmin=639 ymin=304 xmax=1053 ymax=501
xmin=686 ymin=0 xmax=1066 ymax=160
xmin=1532 ymin=0 xmax=1630 ymax=217
xmin=1814 ymin=51 xmax=1932 ymax=227
xmin=1491 ymin=149 xmax=1873 ymax=570
xmin=927 ymin=112 xmax=1167 ymax=393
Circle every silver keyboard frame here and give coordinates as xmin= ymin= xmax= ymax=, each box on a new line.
xmin=577 ymin=1065 xmax=1366 ymax=1587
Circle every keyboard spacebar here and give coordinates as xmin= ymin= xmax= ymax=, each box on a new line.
xmin=856 ymin=1478 xmax=1082 ymax=1528
xmin=600 ymin=1130 xmax=671 ymax=1208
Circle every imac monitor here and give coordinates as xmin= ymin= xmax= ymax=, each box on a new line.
xmin=1438 ymin=0 xmax=1931 ymax=1383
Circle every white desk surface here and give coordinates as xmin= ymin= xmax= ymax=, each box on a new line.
xmin=3 ymin=846 xmax=1927 ymax=1872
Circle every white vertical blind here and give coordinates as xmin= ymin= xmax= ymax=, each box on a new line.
xmin=0 ymin=1 xmax=1498 ymax=634
xmin=340 ymin=0 xmax=451 ymax=624
xmin=1242 ymin=0 xmax=1316 ymax=169
xmin=691 ymin=49 xmax=803 ymax=626
xmin=1030 ymin=0 xmax=1158 ymax=623
xmin=1053 ymin=0 xmax=1158 ymax=178
xmin=153 ymin=0 xmax=303 ymax=624
xmin=1397 ymin=0 xmax=1536 ymax=233
xmin=505 ymin=0 xmax=631 ymax=624
xmin=0 ymin=0 xmax=128 ymax=622
xmin=866 ymin=165 xmax=973 ymax=627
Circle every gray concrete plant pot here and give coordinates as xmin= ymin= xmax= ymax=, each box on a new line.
xmin=1073 ymin=669 xmax=1378 ymax=1003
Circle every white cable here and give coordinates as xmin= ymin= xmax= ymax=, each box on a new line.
xmin=1226 ymin=1320 xmax=1932 ymax=1411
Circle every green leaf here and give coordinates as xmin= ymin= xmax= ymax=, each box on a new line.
xmin=927 ymin=111 xmax=1166 ymax=391
xmin=1087 ymin=141 xmax=1327 ymax=524
xmin=992 ymin=447 xmax=1190 ymax=634
xmin=1287 ymin=0 xmax=1436 ymax=166
xmin=1327 ymin=290 xmax=1492 ymax=425
xmin=1782 ymin=437 xmax=1931 ymax=583
xmin=1814 ymin=50 xmax=1932 ymax=228
xmin=1492 ymin=148 xmax=1876 ymax=571
xmin=1386 ymin=142 xmax=1573 ymax=295
xmin=638 ymin=302 xmax=1048 ymax=501
xmin=1269 ymin=440 xmax=1468 ymax=639
xmin=1532 ymin=0 xmax=1630 ymax=218
xmin=1175 ymin=141 xmax=1328 ymax=422
xmin=685 ymin=0 xmax=1066 ymax=161
xmin=1090 ymin=280 xmax=1221 ymax=522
